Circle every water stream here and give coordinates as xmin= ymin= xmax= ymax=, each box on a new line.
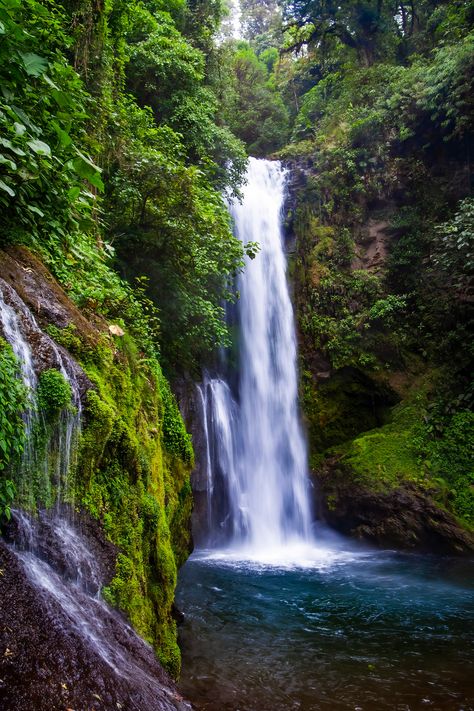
xmin=178 ymin=159 xmax=474 ymax=710
xmin=0 ymin=278 xmax=81 ymax=507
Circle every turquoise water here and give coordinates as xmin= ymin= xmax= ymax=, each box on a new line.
xmin=177 ymin=542 xmax=474 ymax=711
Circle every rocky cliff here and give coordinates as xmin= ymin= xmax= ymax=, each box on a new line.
xmin=0 ymin=246 xmax=194 ymax=706
xmin=285 ymin=165 xmax=474 ymax=554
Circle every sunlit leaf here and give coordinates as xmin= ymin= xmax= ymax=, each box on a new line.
xmin=27 ymin=138 xmax=51 ymax=156
xmin=0 ymin=179 xmax=15 ymax=197
xmin=19 ymin=52 xmax=48 ymax=77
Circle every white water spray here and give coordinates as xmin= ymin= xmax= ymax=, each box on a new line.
xmin=201 ymin=159 xmax=313 ymax=553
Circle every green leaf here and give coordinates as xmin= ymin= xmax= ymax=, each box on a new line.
xmin=13 ymin=122 xmax=26 ymax=136
xmin=19 ymin=52 xmax=48 ymax=77
xmin=72 ymin=156 xmax=104 ymax=191
xmin=0 ymin=180 xmax=15 ymax=197
xmin=43 ymin=74 xmax=59 ymax=90
xmin=27 ymin=204 xmax=45 ymax=217
xmin=52 ymin=122 xmax=72 ymax=147
xmin=86 ymin=170 xmax=105 ymax=191
xmin=0 ymin=154 xmax=17 ymax=170
xmin=51 ymin=89 xmax=72 ymax=109
xmin=0 ymin=138 xmax=25 ymax=156
xmin=27 ymin=139 xmax=51 ymax=156
xmin=74 ymin=148 xmax=102 ymax=173
xmin=67 ymin=186 xmax=81 ymax=201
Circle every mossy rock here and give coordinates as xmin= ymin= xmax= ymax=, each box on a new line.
xmin=37 ymin=369 xmax=72 ymax=415
xmin=71 ymin=336 xmax=193 ymax=677
xmin=302 ymin=366 xmax=397 ymax=459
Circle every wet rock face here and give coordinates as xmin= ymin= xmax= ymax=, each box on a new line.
xmin=0 ymin=275 xmax=92 ymax=401
xmin=0 ymin=245 xmax=99 ymax=336
xmin=175 ymin=377 xmax=209 ymax=546
xmin=3 ymin=508 xmax=117 ymax=596
xmin=314 ymin=466 xmax=474 ymax=555
xmin=0 ymin=520 xmax=192 ymax=711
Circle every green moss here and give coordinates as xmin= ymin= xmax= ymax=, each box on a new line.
xmin=79 ymin=390 xmax=115 ymax=486
xmin=323 ymin=376 xmax=474 ymax=532
xmin=45 ymin=324 xmax=85 ymax=359
xmin=0 ymin=338 xmax=27 ymax=474
xmin=37 ymin=369 xmax=72 ymax=415
xmin=72 ymin=333 xmax=193 ymax=677
xmin=158 ymin=372 xmax=193 ymax=465
xmin=333 ymin=378 xmax=432 ymax=491
xmin=0 ymin=339 xmax=26 ymax=521
xmin=417 ymin=410 xmax=474 ymax=526
xmin=302 ymin=367 xmax=396 ymax=462
xmin=340 ymin=424 xmax=422 ymax=490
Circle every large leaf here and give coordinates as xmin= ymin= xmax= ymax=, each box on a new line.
xmin=67 ymin=186 xmax=82 ymax=201
xmin=0 ymin=137 xmax=25 ymax=156
xmin=19 ymin=52 xmax=48 ymax=77
xmin=27 ymin=138 xmax=51 ymax=156
xmin=0 ymin=154 xmax=17 ymax=170
xmin=26 ymin=204 xmax=45 ymax=217
xmin=52 ymin=121 xmax=72 ymax=147
xmin=72 ymin=152 xmax=104 ymax=191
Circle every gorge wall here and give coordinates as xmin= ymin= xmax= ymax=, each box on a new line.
xmin=0 ymin=245 xmax=194 ymax=708
xmin=284 ymin=149 xmax=474 ymax=554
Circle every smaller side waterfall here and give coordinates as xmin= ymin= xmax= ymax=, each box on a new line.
xmin=0 ymin=278 xmax=190 ymax=710
xmin=0 ymin=282 xmax=38 ymax=471
xmin=2 ymin=511 xmax=190 ymax=711
xmin=0 ymin=278 xmax=81 ymax=509
xmin=49 ymin=342 xmax=82 ymax=507
xmin=198 ymin=376 xmax=241 ymax=542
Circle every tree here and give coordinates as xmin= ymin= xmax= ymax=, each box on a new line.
xmin=224 ymin=43 xmax=290 ymax=155
xmin=240 ymin=0 xmax=282 ymax=40
xmin=282 ymin=0 xmax=401 ymax=66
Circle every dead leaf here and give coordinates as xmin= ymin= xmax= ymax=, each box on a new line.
xmin=109 ymin=324 xmax=124 ymax=337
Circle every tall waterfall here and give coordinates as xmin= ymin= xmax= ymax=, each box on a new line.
xmin=200 ymin=158 xmax=313 ymax=552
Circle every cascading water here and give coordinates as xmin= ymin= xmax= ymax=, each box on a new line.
xmin=0 ymin=278 xmax=81 ymax=508
xmin=179 ymin=159 xmax=474 ymax=711
xmin=2 ymin=510 xmax=191 ymax=711
xmin=0 ymin=280 xmax=38 ymax=475
xmin=200 ymin=158 xmax=313 ymax=553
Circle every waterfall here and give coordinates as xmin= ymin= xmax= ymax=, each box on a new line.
xmin=0 ymin=283 xmax=186 ymax=710
xmin=200 ymin=158 xmax=313 ymax=552
xmin=0 ymin=279 xmax=81 ymax=509
xmin=0 ymin=281 xmax=38 ymax=476
xmin=4 ymin=511 xmax=190 ymax=710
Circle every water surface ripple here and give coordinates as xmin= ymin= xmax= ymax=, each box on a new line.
xmin=177 ymin=546 xmax=474 ymax=711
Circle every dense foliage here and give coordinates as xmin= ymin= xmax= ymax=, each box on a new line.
xmin=0 ymin=0 xmax=248 ymax=678
xmin=0 ymin=339 xmax=26 ymax=519
xmin=0 ymin=0 xmax=254 ymax=372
